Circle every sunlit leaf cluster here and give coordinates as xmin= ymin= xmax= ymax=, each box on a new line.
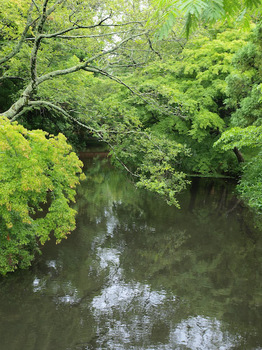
xmin=0 ymin=116 xmax=84 ymax=274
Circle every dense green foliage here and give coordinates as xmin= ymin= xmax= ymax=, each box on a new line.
xmin=214 ymin=23 xmax=262 ymax=211
xmin=110 ymin=27 xmax=250 ymax=174
xmin=0 ymin=116 xmax=84 ymax=274
xmin=1 ymin=0 xmax=262 ymax=274
xmin=84 ymin=22 xmax=262 ymax=211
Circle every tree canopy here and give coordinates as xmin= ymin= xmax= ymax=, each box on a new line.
xmin=1 ymin=0 xmax=262 ymax=274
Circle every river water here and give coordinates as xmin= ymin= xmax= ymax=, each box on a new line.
xmin=1 ymin=159 xmax=262 ymax=350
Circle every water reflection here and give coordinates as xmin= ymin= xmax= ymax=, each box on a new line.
xmin=91 ymin=246 xmax=168 ymax=348
xmin=0 ymin=160 xmax=262 ymax=350
xmin=87 ymin=219 xmax=242 ymax=350
xmin=171 ymin=316 xmax=240 ymax=350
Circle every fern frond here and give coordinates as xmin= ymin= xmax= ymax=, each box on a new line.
xmin=150 ymin=0 xmax=181 ymax=40
xmin=235 ymin=11 xmax=253 ymax=30
xmin=151 ymin=0 xmax=262 ymax=40
xmin=183 ymin=13 xmax=199 ymax=38
xmin=202 ymin=0 xmax=225 ymax=22
xmin=223 ymin=0 xmax=242 ymax=15
xmin=157 ymin=11 xmax=178 ymax=40
xmin=179 ymin=0 xmax=208 ymax=18
xmin=244 ymin=0 xmax=262 ymax=9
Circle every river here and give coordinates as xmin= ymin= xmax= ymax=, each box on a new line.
xmin=0 ymin=159 xmax=262 ymax=350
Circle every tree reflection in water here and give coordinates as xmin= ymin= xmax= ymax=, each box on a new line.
xmin=0 ymin=160 xmax=262 ymax=350
xmin=90 ymin=245 xmax=239 ymax=349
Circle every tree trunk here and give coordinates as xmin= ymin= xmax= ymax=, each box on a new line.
xmin=233 ymin=147 xmax=245 ymax=163
xmin=2 ymin=82 xmax=34 ymax=120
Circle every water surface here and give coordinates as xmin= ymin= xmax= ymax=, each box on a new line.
xmin=1 ymin=160 xmax=262 ymax=350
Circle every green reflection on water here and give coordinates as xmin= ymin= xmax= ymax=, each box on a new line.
xmin=0 ymin=159 xmax=262 ymax=350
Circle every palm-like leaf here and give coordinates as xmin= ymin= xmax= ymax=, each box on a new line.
xmin=151 ymin=0 xmax=262 ymax=39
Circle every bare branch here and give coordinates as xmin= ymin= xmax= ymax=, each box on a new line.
xmin=4 ymin=83 xmax=34 ymax=120
xmin=48 ymin=30 xmax=137 ymax=39
xmin=10 ymin=107 xmax=33 ymax=122
xmin=92 ymin=11 xmax=112 ymax=26
xmin=31 ymin=28 xmax=139 ymax=40
xmin=32 ymin=0 xmax=41 ymax=13
xmin=108 ymin=62 xmax=146 ymax=68
xmin=93 ymin=21 xmax=145 ymax=27
xmin=27 ymin=100 xmax=104 ymax=134
xmin=107 ymin=142 xmax=140 ymax=178
xmin=0 ymin=76 xmax=25 ymax=82
xmin=84 ymin=66 xmax=187 ymax=121
xmin=37 ymin=31 xmax=148 ymax=84
xmin=46 ymin=0 xmax=66 ymax=17
xmin=147 ymin=36 xmax=162 ymax=60
xmin=30 ymin=0 xmax=67 ymax=87
xmin=170 ymin=30 xmax=187 ymax=50
xmin=10 ymin=99 xmax=141 ymax=179
xmin=34 ymin=11 xmax=114 ymax=38
xmin=25 ymin=20 xmax=145 ymax=41
xmin=36 ymin=25 xmax=80 ymax=39
xmin=84 ymin=66 xmax=150 ymax=103
xmin=30 ymin=0 xmax=49 ymax=86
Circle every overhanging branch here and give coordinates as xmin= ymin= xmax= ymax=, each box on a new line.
xmin=84 ymin=66 xmax=187 ymax=121
xmin=27 ymin=100 xmax=103 ymax=135
xmin=0 ymin=76 xmax=25 ymax=82
xmin=21 ymin=100 xmax=141 ymax=178
xmin=84 ymin=66 xmax=150 ymax=103
xmin=37 ymin=31 xmax=148 ymax=84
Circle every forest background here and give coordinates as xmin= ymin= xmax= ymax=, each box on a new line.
xmin=1 ymin=0 xmax=262 ymax=275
